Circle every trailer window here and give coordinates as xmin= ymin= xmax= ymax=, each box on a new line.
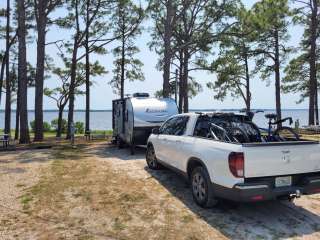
xmin=159 ymin=116 xmax=189 ymax=136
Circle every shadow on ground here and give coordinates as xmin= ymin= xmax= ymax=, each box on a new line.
xmin=92 ymin=144 xmax=320 ymax=239
xmin=91 ymin=143 xmax=146 ymax=161
xmin=147 ymin=168 xmax=320 ymax=239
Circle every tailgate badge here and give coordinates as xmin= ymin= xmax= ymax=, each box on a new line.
xmin=282 ymin=150 xmax=291 ymax=163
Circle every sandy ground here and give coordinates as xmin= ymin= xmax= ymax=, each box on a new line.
xmin=1 ymin=142 xmax=320 ymax=240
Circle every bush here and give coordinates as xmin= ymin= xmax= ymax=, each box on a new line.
xmin=51 ymin=118 xmax=67 ymax=133
xmin=43 ymin=122 xmax=51 ymax=132
xmin=75 ymin=121 xmax=84 ymax=134
xmin=30 ymin=120 xmax=51 ymax=132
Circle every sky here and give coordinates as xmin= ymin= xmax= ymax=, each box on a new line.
xmin=0 ymin=0 xmax=309 ymax=110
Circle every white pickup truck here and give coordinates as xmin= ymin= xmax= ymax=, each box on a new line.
xmin=146 ymin=112 xmax=320 ymax=207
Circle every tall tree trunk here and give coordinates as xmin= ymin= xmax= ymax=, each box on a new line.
xmin=4 ymin=0 xmax=11 ymax=135
xmin=17 ymin=0 xmax=30 ymax=144
xmin=315 ymin=90 xmax=319 ymax=125
xmin=34 ymin=0 xmax=47 ymax=141
xmin=178 ymin=50 xmax=183 ymax=113
xmin=4 ymin=76 xmax=11 ymax=135
xmin=308 ymin=0 xmax=318 ymax=126
xmin=120 ymin=15 xmax=125 ymax=99
xmin=15 ymin=101 xmax=20 ymax=140
xmin=85 ymin=0 xmax=90 ymax=134
xmin=182 ymin=50 xmax=189 ymax=113
xmin=274 ymin=29 xmax=282 ymax=126
xmin=0 ymin=51 xmax=9 ymax=106
xmin=0 ymin=56 xmax=5 ymax=105
xmin=66 ymin=39 xmax=79 ymax=139
xmin=67 ymin=0 xmax=81 ymax=140
xmin=244 ymin=53 xmax=251 ymax=112
xmin=57 ymin=106 xmax=64 ymax=138
xmin=162 ymin=0 xmax=173 ymax=98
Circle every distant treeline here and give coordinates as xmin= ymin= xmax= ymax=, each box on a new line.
xmin=0 ymin=0 xmax=319 ymax=144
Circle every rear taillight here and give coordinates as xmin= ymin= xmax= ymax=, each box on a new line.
xmin=228 ymin=152 xmax=244 ymax=178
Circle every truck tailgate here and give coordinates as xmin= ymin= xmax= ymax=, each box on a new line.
xmin=242 ymin=141 xmax=320 ymax=178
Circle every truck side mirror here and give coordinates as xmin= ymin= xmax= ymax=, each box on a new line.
xmin=152 ymin=128 xmax=159 ymax=135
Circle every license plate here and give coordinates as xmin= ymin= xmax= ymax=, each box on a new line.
xmin=275 ymin=176 xmax=292 ymax=187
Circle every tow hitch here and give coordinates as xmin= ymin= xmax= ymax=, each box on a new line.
xmin=288 ymin=189 xmax=301 ymax=202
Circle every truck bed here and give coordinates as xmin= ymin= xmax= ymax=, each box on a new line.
xmin=242 ymin=140 xmax=319 ymax=147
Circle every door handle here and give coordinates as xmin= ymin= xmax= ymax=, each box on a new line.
xmin=175 ymin=140 xmax=182 ymax=143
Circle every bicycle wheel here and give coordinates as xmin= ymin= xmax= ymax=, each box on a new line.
xmin=274 ymin=127 xmax=300 ymax=141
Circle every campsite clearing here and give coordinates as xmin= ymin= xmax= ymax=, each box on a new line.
xmin=1 ymin=141 xmax=320 ymax=240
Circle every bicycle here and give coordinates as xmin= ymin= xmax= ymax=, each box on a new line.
xmin=240 ymin=110 xmax=300 ymax=142
xmin=262 ymin=113 xmax=300 ymax=141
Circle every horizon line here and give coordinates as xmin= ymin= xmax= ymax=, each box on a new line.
xmin=0 ymin=108 xmax=311 ymax=112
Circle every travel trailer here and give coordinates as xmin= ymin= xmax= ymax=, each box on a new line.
xmin=112 ymin=93 xmax=178 ymax=154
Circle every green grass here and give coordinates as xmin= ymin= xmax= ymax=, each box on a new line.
xmin=20 ymin=194 xmax=33 ymax=211
xmin=0 ymin=129 xmax=113 ymax=138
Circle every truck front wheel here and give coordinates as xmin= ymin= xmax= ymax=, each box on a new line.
xmin=146 ymin=145 xmax=161 ymax=170
xmin=191 ymin=166 xmax=218 ymax=208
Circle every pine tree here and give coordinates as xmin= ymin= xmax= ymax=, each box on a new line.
xmin=251 ymin=0 xmax=292 ymax=125
xmin=17 ymin=0 xmax=30 ymax=143
xmin=207 ymin=6 xmax=255 ymax=112
xmin=284 ymin=0 xmax=320 ymax=125
xmin=172 ymin=0 xmax=237 ymax=112
xmin=109 ymin=0 xmax=144 ymax=99
xmin=149 ymin=0 xmax=176 ymax=98
xmin=33 ymin=0 xmax=64 ymax=141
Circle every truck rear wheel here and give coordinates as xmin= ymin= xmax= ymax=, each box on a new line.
xmin=191 ymin=166 xmax=218 ymax=208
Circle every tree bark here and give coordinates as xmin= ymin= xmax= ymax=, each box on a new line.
xmin=182 ymin=49 xmax=189 ymax=113
xmin=4 ymin=0 xmax=11 ymax=135
xmin=178 ymin=50 xmax=183 ymax=113
xmin=274 ymin=29 xmax=282 ymax=126
xmin=85 ymin=0 xmax=90 ymax=133
xmin=315 ymin=90 xmax=319 ymax=125
xmin=120 ymin=12 xmax=125 ymax=99
xmin=66 ymin=39 xmax=79 ymax=139
xmin=34 ymin=0 xmax=47 ymax=141
xmin=0 ymin=55 xmax=5 ymax=106
xmin=15 ymin=100 xmax=20 ymax=140
xmin=67 ymin=0 xmax=80 ymax=139
xmin=244 ymin=53 xmax=251 ymax=112
xmin=308 ymin=0 xmax=318 ymax=126
xmin=17 ymin=0 xmax=30 ymax=143
xmin=57 ymin=106 xmax=64 ymax=137
xmin=162 ymin=0 xmax=173 ymax=98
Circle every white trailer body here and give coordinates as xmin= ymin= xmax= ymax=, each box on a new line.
xmin=112 ymin=93 xmax=178 ymax=152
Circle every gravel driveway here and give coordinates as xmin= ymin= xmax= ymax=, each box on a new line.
xmin=1 ymin=142 xmax=320 ymax=240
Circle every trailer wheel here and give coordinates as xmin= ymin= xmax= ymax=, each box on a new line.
xmin=130 ymin=144 xmax=135 ymax=155
xmin=117 ymin=137 xmax=124 ymax=149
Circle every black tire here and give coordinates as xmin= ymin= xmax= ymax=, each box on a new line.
xmin=146 ymin=144 xmax=161 ymax=170
xmin=191 ymin=166 xmax=218 ymax=208
xmin=274 ymin=126 xmax=300 ymax=141
xmin=130 ymin=144 xmax=135 ymax=155
xmin=117 ymin=137 xmax=125 ymax=149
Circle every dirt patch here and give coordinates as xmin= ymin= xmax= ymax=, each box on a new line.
xmin=1 ymin=142 xmax=320 ymax=239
